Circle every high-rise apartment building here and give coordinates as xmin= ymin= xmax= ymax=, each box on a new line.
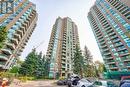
xmin=88 ymin=0 xmax=130 ymax=78
xmin=46 ymin=17 xmax=80 ymax=78
xmin=0 ymin=0 xmax=37 ymax=70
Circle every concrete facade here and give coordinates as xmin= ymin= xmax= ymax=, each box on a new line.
xmin=46 ymin=17 xmax=80 ymax=78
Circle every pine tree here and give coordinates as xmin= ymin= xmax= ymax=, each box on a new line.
xmin=44 ymin=57 xmax=50 ymax=78
xmin=19 ymin=49 xmax=38 ymax=76
xmin=73 ymin=45 xmax=84 ymax=77
xmin=35 ymin=52 xmax=45 ymax=79
xmin=84 ymin=46 xmax=93 ymax=65
xmin=0 ymin=26 xmax=7 ymax=48
xmin=83 ymin=46 xmax=95 ymax=77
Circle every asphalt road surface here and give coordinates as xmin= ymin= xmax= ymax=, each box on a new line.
xmin=9 ymin=80 xmax=66 ymax=87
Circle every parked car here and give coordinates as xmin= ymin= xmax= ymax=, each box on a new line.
xmin=57 ymin=78 xmax=68 ymax=85
xmin=120 ymin=82 xmax=130 ymax=87
xmin=119 ymin=76 xmax=130 ymax=87
xmin=67 ymin=75 xmax=80 ymax=87
xmin=88 ymin=80 xmax=118 ymax=87
xmin=76 ymin=78 xmax=93 ymax=87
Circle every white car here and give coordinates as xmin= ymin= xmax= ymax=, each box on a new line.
xmin=89 ymin=80 xmax=118 ymax=87
xmin=76 ymin=78 xmax=93 ymax=87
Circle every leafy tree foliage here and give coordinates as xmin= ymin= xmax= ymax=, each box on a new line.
xmin=35 ymin=52 xmax=45 ymax=79
xmin=84 ymin=46 xmax=93 ymax=65
xmin=94 ymin=61 xmax=107 ymax=78
xmin=19 ymin=49 xmax=50 ymax=79
xmin=73 ymin=45 xmax=84 ymax=77
xmin=0 ymin=26 xmax=7 ymax=48
xmin=9 ymin=66 xmax=19 ymax=73
xmin=83 ymin=64 xmax=95 ymax=77
xmin=44 ymin=58 xmax=50 ymax=78
xmin=19 ymin=49 xmax=38 ymax=76
xmin=83 ymin=46 xmax=95 ymax=77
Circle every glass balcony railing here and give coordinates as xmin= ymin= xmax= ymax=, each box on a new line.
xmin=113 ymin=39 xmax=120 ymax=43
xmin=110 ymin=35 xmax=117 ymax=39
xmin=1 ymin=48 xmax=13 ymax=55
xmin=62 ymin=61 xmax=66 ymax=64
xmin=109 ymin=66 xmax=118 ymax=69
xmin=101 ymin=45 xmax=107 ymax=48
xmin=102 ymin=48 xmax=109 ymax=52
xmin=117 ymin=48 xmax=126 ymax=52
xmin=115 ymin=43 xmax=123 ymax=47
xmin=104 ymin=52 xmax=111 ymax=56
xmin=109 ymin=32 xmax=115 ymax=36
xmin=14 ymin=33 xmax=21 ymax=41
xmin=62 ymin=57 xmax=66 ymax=59
xmin=11 ymin=38 xmax=19 ymax=45
xmin=62 ymin=65 xmax=66 ymax=68
xmin=0 ymin=54 xmax=8 ymax=61
xmin=6 ymin=43 xmax=15 ymax=50
xmin=126 ymin=63 xmax=130 ymax=67
xmin=0 ymin=62 xmax=5 ymax=67
xmin=105 ymin=57 xmax=113 ymax=59
xmin=106 ymin=60 xmax=115 ymax=64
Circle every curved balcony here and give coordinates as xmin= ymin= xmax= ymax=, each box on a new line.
xmin=0 ymin=62 xmax=5 ymax=67
xmin=11 ymin=38 xmax=18 ymax=45
xmin=14 ymin=33 xmax=21 ymax=41
xmin=16 ymin=29 xmax=23 ymax=37
xmin=0 ymin=54 xmax=8 ymax=61
xmin=1 ymin=48 xmax=12 ymax=55
xmin=6 ymin=43 xmax=15 ymax=50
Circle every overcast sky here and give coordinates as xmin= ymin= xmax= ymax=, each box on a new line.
xmin=21 ymin=0 xmax=103 ymax=62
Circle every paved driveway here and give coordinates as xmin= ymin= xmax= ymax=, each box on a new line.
xmin=9 ymin=80 xmax=66 ymax=87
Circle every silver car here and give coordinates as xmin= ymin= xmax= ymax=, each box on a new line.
xmin=76 ymin=78 xmax=93 ymax=87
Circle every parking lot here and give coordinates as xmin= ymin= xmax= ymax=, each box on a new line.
xmin=9 ymin=80 xmax=66 ymax=87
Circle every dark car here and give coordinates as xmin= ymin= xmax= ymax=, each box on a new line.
xmin=120 ymin=83 xmax=130 ymax=87
xmin=67 ymin=75 xmax=80 ymax=87
xmin=119 ymin=76 xmax=130 ymax=87
xmin=57 ymin=78 xmax=68 ymax=85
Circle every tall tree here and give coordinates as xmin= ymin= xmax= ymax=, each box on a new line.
xmin=44 ymin=57 xmax=50 ymax=78
xmin=19 ymin=49 xmax=38 ymax=76
xmin=0 ymin=26 xmax=7 ymax=48
xmin=73 ymin=45 xmax=84 ymax=77
xmin=94 ymin=61 xmax=106 ymax=77
xmin=83 ymin=46 xmax=95 ymax=77
xmin=35 ymin=52 xmax=45 ymax=79
xmin=84 ymin=46 xmax=93 ymax=65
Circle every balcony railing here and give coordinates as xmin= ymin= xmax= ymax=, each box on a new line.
xmin=0 ymin=62 xmax=5 ymax=67
xmin=104 ymin=52 xmax=111 ymax=56
xmin=0 ymin=54 xmax=8 ymax=61
xmin=105 ymin=57 xmax=113 ymax=59
xmin=6 ymin=43 xmax=15 ymax=50
xmin=1 ymin=48 xmax=13 ymax=55
xmin=14 ymin=33 xmax=21 ymax=41
xmin=106 ymin=60 xmax=115 ymax=64
xmin=112 ymin=39 xmax=120 ymax=43
xmin=109 ymin=66 xmax=118 ymax=70
xmin=11 ymin=38 xmax=18 ymax=45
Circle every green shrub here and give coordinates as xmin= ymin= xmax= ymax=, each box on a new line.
xmin=26 ymin=77 xmax=35 ymax=80
xmin=0 ymin=72 xmax=15 ymax=83
xmin=18 ymin=76 xmax=27 ymax=82
xmin=59 ymin=76 xmax=65 ymax=80
xmin=18 ymin=76 xmax=36 ymax=82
